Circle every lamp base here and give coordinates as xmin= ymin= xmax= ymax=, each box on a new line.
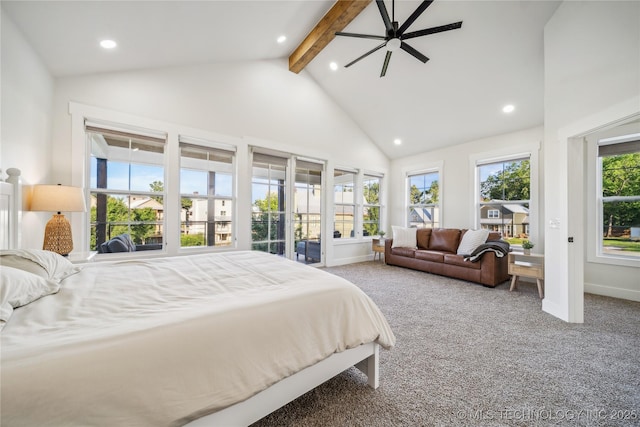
xmin=43 ymin=214 xmax=73 ymax=256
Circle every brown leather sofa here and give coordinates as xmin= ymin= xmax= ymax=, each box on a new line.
xmin=384 ymin=228 xmax=510 ymax=287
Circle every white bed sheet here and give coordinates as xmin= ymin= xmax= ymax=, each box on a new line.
xmin=1 ymin=251 xmax=395 ymax=427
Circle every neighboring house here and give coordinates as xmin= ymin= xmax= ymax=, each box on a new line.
xmin=182 ymin=198 xmax=232 ymax=246
xmin=480 ymin=202 xmax=529 ymax=238
xmin=294 ymin=186 xmax=322 ymax=240
xmin=408 ymin=207 xmax=440 ymax=229
xmin=129 ymin=196 xmax=164 ymax=244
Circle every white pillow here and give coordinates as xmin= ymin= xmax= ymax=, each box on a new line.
xmin=1 ymin=266 xmax=60 ymax=329
xmin=457 ymin=229 xmax=490 ymax=256
xmin=391 ymin=226 xmax=417 ymax=249
xmin=0 ymin=249 xmax=80 ymax=282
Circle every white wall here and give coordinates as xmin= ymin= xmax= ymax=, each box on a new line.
xmin=543 ymin=0 xmax=640 ymax=321
xmin=389 ymin=126 xmax=543 ymax=234
xmin=50 ymin=59 xmax=389 ymax=264
xmin=0 ymin=10 xmax=55 ymax=249
xmin=51 ymin=60 xmax=388 ymax=181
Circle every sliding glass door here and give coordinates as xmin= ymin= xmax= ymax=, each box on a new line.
xmin=251 ymin=153 xmax=287 ymax=255
xmin=251 ymin=151 xmax=324 ymax=263
xmin=293 ymin=160 xmax=323 ymax=264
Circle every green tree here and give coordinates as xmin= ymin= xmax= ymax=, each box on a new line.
xmin=251 ymin=193 xmax=280 ymax=242
xmin=149 ymin=180 xmax=164 ymax=201
xmin=363 ymin=181 xmax=380 ymax=236
xmin=130 ymin=207 xmax=156 ymax=244
xmin=410 ymin=180 xmax=439 ymax=204
xmin=480 ymin=160 xmax=530 ymax=201
xmin=149 ymin=180 xmax=192 ymax=214
xmin=602 ymin=153 xmax=640 ymax=236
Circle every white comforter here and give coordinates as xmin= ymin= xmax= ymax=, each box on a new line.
xmin=1 ymin=251 xmax=395 ymax=426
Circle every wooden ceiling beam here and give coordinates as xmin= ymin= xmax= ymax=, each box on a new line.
xmin=289 ymin=0 xmax=372 ymax=74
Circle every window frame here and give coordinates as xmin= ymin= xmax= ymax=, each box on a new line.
xmin=86 ymin=126 xmax=168 ymax=254
xmin=72 ymin=103 xmax=239 ymax=257
xmin=362 ymin=172 xmax=383 ymax=237
xmin=476 ymin=155 xmax=531 ymax=245
xmin=333 ymin=168 xmax=358 ymax=239
xmin=594 ymin=137 xmax=640 ymax=264
xmin=470 ymin=142 xmax=539 ymax=249
xmin=179 ymin=137 xmax=236 ymax=250
xmin=250 ymin=151 xmax=289 ymax=255
xmin=407 ymin=168 xmax=441 ymax=229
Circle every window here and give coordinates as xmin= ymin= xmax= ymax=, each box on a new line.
xmin=88 ymin=127 xmax=166 ymax=252
xmin=334 ymin=169 xmax=356 ymax=238
xmin=363 ymin=174 xmax=382 ymax=236
xmin=598 ymin=139 xmax=640 ymax=259
xmin=408 ymin=171 xmax=439 ymax=228
xmin=478 ymin=157 xmax=530 ymax=244
xmin=179 ymin=140 xmax=235 ymax=248
xmin=251 ymin=153 xmax=287 ymax=254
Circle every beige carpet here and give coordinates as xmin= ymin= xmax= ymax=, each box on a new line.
xmin=252 ymin=261 xmax=640 ymax=427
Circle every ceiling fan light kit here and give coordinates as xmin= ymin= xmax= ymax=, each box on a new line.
xmin=336 ymin=0 xmax=462 ymax=77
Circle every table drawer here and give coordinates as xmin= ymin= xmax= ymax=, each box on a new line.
xmin=509 ymin=263 xmax=543 ymax=278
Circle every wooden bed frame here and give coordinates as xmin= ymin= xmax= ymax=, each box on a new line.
xmin=0 ymin=168 xmax=381 ymax=426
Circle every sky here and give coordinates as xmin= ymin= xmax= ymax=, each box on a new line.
xmin=90 ymin=158 xmax=232 ymax=197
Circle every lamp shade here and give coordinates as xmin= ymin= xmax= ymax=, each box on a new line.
xmin=31 ymin=185 xmax=86 ymax=213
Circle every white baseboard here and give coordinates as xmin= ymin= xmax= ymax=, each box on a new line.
xmin=584 ymin=282 xmax=640 ymax=302
xmin=326 ymin=255 xmax=375 ymax=267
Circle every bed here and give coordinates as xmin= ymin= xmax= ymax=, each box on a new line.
xmin=0 ymin=171 xmax=395 ymax=426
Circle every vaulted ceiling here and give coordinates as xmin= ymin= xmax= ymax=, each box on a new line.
xmin=1 ymin=0 xmax=561 ymax=159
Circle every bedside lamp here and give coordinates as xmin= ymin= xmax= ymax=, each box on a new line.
xmin=31 ymin=184 xmax=86 ymax=256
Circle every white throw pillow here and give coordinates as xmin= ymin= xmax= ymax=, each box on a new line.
xmin=0 ymin=266 xmax=60 ymax=329
xmin=391 ymin=226 xmax=417 ymax=249
xmin=457 ymin=229 xmax=490 ymax=256
xmin=0 ymin=249 xmax=80 ymax=282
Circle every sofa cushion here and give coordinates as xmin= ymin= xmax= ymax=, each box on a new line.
xmin=391 ymin=247 xmax=416 ymax=258
xmin=415 ymin=250 xmax=444 ymax=263
xmin=457 ymin=229 xmax=490 ymax=256
xmin=416 ymin=228 xmax=432 ymax=249
xmin=391 ymin=226 xmax=417 ymax=249
xmin=428 ymin=228 xmax=461 ymax=253
xmin=444 ymin=254 xmax=482 ymax=270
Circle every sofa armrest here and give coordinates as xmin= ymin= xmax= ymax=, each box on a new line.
xmin=384 ymin=238 xmax=393 ymax=253
xmin=479 ymin=251 xmax=510 ymax=286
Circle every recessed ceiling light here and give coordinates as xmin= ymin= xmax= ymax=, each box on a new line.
xmin=502 ymin=104 xmax=515 ymax=113
xmin=100 ymin=39 xmax=117 ymax=49
xmin=393 ymin=138 xmax=402 ymax=145
xmin=277 ymin=35 xmax=287 ymax=44
xmin=329 ymin=62 xmax=338 ymax=71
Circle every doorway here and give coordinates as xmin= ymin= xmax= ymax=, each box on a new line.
xmin=250 ymin=151 xmax=324 ymax=264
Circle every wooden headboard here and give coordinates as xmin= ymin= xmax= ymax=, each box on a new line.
xmin=0 ymin=168 xmax=22 ymax=250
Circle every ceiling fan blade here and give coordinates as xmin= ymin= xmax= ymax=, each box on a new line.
xmin=400 ymin=42 xmax=429 ymax=63
xmin=345 ymin=42 xmax=387 ymax=68
xmin=401 ymin=21 xmax=463 ymax=40
xmin=335 ymin=31 xmax=386 ymax=41
xmin=376 ymin=0 xmax=393 ymax=34
xmin=397 ymin=0 xmax=434 ymax=35
xmin=380 ymin=51 xmax=392 ymax=77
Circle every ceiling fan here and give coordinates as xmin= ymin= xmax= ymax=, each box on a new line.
xmin=335 ymin=0 xmax=462 ymax=77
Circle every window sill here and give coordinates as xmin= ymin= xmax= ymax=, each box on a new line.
xmin=587 ymin=253 xmax=640 ymax=268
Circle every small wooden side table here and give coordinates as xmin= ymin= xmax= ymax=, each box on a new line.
xmin=508 ymin=252 xmax=544 ymax=298
xmin=372 ymin=239 xmax=385 ymax=262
